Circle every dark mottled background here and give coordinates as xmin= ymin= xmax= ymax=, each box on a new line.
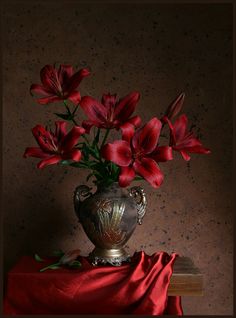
xmin=2 ymin=2 xmax=233 ymax=315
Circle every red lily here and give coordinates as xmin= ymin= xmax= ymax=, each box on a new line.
xmin=30 ymin=64 xmax=90 ymax=105
xmin=79 ymin=92 xmax=141 ymax=132
xmin=24 ymin=121 xmax=85 ymax=168
xmin=162 ymin=114 xmax=210 ymax=161
xmin=101 ymin=118 xmax=173 ymax=188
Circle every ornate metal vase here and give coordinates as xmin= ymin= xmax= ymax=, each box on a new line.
xmin=74 ymin=182 xmax=146 ymax=266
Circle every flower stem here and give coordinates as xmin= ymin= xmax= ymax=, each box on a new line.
xmin=82 ymin=134 xmax=90 ymax=144
xmin=101 ymin=129 xmax=110 ymax=148
xmin=72 ymin=118 xmax=79 ymax=126
xmin=72 ymin=104 xmax=79 ymax=115
xmin=63 ymin=100 xmax=79 ymax=126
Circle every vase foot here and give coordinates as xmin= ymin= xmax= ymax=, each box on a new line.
xmin=89 ymin=247 xmax=131 ymax=266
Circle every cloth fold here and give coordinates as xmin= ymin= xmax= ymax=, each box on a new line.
xmin=4 ymin=251 xmax=183 ymax=315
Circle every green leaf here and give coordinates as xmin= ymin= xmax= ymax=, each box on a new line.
xmin=70 ymin=162 xmax=88 ymax=168
xmin=93 ymin=128 xmax=101 ymax=147
xmin=95 ymin=143 xmax=100 ymax=153
xmin=63 ymin=100 xmax=72 ymax=115
xmin=88 ymin=147 xmax=99 ymax=160
xmin=52 ymin=250 xmax=65 ymax=257
xmin=110 ymin=162 xmax=119 ymax=176
xmin=73 ymin=260 xmax=81 ymax=265
xmin=93 ymin=171 xmax=105 ymax=179
xmin=75 ymin=142 xmax=86 ymax=147
xmin=72 ymin=104 xmax=79 ymax=115
xmin=89 ymin=161 xmax=100 ymax=168
xmin=60 ymin=160 xmax=71 ymax=165
xmin=113 ymin=164 xmax=120 ymax=180
xmin=54 ymin=113 xmax=74 ymax=121
xmin=69 ymin=260 xmax=82 ymax=268
xmin=39 ymin=262 xmax=61 ymax=272
xmin=48 ymin=265 xmax=61 ymax=270
xmin=82 ymin=144 xmax=90 ymax=161
xmin=107 ymin=179 xmax=115 ymax=186
xmin=101 ymin=128 xmax=110 ymax=147
xmin=134 ymin=176 xmax=143 ymax=181
xmin=34 ymin=254 xmax=44 ymax=262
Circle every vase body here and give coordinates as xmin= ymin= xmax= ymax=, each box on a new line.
xmin=74 ymin=183 xmax=146 ymax=266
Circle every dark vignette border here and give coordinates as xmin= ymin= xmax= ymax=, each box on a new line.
xmin=0 ymin=0 xmax=234 ymax=318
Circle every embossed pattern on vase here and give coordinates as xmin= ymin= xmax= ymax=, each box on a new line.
xmin=95 ymin=201 xmax=126 ymax=246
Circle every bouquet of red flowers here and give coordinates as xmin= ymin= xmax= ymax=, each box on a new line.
xmin=24 ymin=63 xmax=210 ymax=188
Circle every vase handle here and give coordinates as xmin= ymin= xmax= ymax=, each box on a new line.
xmin=129 ymin=186 xmax=147 ymax=225
xmin=74 ymin=185 xmax=93 ymax=219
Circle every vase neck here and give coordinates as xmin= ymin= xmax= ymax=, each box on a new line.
xmin=97 ymin=182 xmax=120 ymax=192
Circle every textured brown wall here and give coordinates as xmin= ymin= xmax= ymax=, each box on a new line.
xmin=2 ymin=2 xmax=233 ymax=315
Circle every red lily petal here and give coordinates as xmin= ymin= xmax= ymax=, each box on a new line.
xmin=68 ymin=68 xmax=90 ymax=92
xmin=61 ymin=126 xmax=85 ymax=152
xmin=173 ymin=114 xmax=188 ymax=142
xmin=174 ymin=137 xmax=202 ymax=149
xmin=133 ymin=158 xmax=164 ymax=188
xmin=161 ymin=115 xmax=176 ymax=145
xmin=114 ymin=91 xmax=140 ymax=121
xmin=179 ymin=150 xmax=191 ymax=161
xmin=120 ymin=122 xmax=135 ymax=143
xmin=62 ymin=149 xmax=82 ymax=162
xmin=67 ymin=91 xmax=81 ymax=105
xmin=37 ymin=95 xmax=62 ymax=105
xmin=55 ymin=121 xmax=67 ymax=140
xmin=101 ymin=93 xmax=117 ymax=108
xmin=150 ymin=146 xmax=173 ymax=162
xmin=69 ymin=149 xmax=82 ymax=161
xmin=32 ymin=125 xmax=56 ymax=153
xmin=40 ymin=65 xmax=62 ymax=94
xmin=119 ymin=166 xmax=136 ymax=187
xmin=184 ymin=145 xmax=211 ymax=154
xmin=132 ymin=117 xmax=162 ymax=154
xmin=101 ymin=140 xmax=132 ymax=167
xmin=127 ymin=115 xmax=142 ymax=128
xmin=82 ymin=120 xmax=96 ymax=133
xmin=165 ymin=92 xmax=185 ymax=120
xmin=30 ymin=84 xmax=52 ymax=96
xmin=23 ymin=147 xmax=50 ymax=159
xmin=80 ymin=96 xmax=107 ymax=124
xmin=58 ymin=64 xmax=73 ymax=87
xmin=37 ymin=155 xmax=62 ymax=169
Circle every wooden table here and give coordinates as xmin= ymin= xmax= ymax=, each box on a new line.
xmin=168 ymin=256 xmax=203 ymax=296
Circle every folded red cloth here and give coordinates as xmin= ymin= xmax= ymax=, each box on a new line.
xmin=4 ymin=251 xmax=183 ymax=315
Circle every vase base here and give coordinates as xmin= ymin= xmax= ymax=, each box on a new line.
xmin=89 ymin=247 xmax=131 ymax=266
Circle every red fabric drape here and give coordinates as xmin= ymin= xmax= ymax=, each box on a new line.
xmin=4 ymin=251 xmax=183 ymax=315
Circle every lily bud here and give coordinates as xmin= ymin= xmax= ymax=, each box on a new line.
xmin=165 ymin=92 xmax=185 ymax=120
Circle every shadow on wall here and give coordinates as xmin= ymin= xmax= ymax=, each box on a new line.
xmin=3 ymin=172 xmax=86 ymax=278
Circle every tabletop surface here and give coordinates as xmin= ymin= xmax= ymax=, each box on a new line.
xmin=170 ymin=256 xmax=203 ymax=296
xmin=8 ymin=255 xmax=203 ymax=296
